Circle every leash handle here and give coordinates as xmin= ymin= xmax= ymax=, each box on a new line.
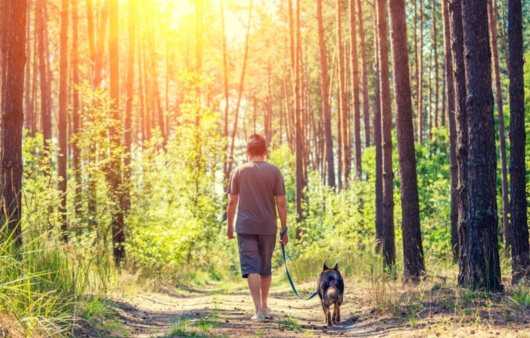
xmin=279 ymin=227 xmax=319 ymax=300
xmin=280 ymin=227 xmax=288 ymax=240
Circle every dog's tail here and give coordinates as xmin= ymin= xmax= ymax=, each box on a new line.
xmin=324 ymin=286 xmax=339 ymax=305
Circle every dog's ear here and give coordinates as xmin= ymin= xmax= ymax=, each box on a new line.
xmin=323 ymin=263 xmax=329 ymax=271
xmin=333 ymin=263 xmax=338 ymax=271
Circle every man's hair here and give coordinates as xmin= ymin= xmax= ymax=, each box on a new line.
xmin=247 ymin=134 xmax=267 ymax=156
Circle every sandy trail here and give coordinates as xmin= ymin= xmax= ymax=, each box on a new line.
xmin=112 ymin=280 xmax=530 ymax=338
xmin=114 ymin=281 xmax=393 ymax=337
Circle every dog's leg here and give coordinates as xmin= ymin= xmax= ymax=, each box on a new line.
xmin=337 ymin=303 xmax=341 ymax=323
xmin=332 ymin=302 xmax=337 ymax=323
xmin=321 ymin=302 xmax=330 ymax=326
xmin=327 ymin=307 xmax=333 ymax=327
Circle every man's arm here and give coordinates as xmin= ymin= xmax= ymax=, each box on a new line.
xmin=276 ymin=195 xmax=288 ymax=245
xmin=226 ymin=194 xmax=239 ymax=239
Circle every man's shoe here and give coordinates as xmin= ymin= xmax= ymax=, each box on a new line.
xmin=251 ymin=312 xmax=265 ymax=321
xmin=262 ymin=306 xmax=272 ymax=318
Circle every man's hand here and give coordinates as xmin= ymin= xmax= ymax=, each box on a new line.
xmin=226 ymin=226 xmax=235 ymax=239
xmin=226 ymin=194 xmax=238 ymax=240
xmin=279 ymin=230 xmax=288 ymax=245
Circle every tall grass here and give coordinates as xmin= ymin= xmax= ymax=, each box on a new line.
xmin=0 ymin=222 xmax=114 ymax=336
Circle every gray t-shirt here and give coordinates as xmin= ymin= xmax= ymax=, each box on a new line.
xmin=228 ymin=161 xmax=286 ymax=235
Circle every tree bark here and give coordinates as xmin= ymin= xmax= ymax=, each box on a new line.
xmin=357 ymin=0 xmax=370 ymax=149
xmin=71 ymin=0 xmax=81 ymax=217
xmin=349 ymin=0 xmax=361 ymax=181
xmin=36 ymin=0 xmax=52 ymax=148
xmin=337 ymin=0 xmax=349 ymax=185
xmin=147 ymin=23 xmax=165 ymax=140
xmin=221 ymin=0 xmax=230 ymax=187
xmin=417 ymin=0 xmax=424 ymax=143
xmin=86 ymin=0 xmax=96 ymax=78
xmin=227 ymin=0 xmax=253 ymax=176
xmin=376 ymin=0 xmax=395 ymax=268
xmin=432 ymin=0 xmax=439 ymax=131
xmin=108 ymin=0 xmax=125 ymax=266
xmin=93 ymin=0 xmax=108 ymax=88
xmin=316 ymin=0 xmax=335 ymax=188
xmin=24 ymin=0 xmax=33 ymax=137
xmin=58 ymin=0 xmax=69 ymax=242
xmin=413 ymin=1 xmax=419 ymax=142
xmin=294 ymin=0 xmax=306 ymax=236
xmin=487 ymin=0 xmax=510 ymax=258
xmin=508 ymin=0 xmax=529 ymax=285
xmin=373 ymin=6 xmax=383 ymax=253
xmin=388 ymin=0 xmax=425 ymax=281
xmin=443 ymin=0 xmax=458 ymax=260
xmin=1 ymin=0 xmax=27 ymax=245
xmin=461 ymin=0 xmax=502 ymax=291
xmin=124 ymin=0 xmax=136 ymax=215
xmin=450 ymin=0 xmax=468 ymax=286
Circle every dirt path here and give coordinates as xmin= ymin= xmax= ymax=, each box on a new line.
xmin=110 ymin=280 xmax=530 ymax=338
xmin=113 ymin=281 xmax=390 ymax=337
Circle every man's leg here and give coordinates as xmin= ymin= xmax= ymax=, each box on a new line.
xmin=247 ymin=273 xmax=262 ymax=314
xmin=258 ymin=234 xmax=276 ymax=316
xmin=260 ymin=274 xmax=272 ymax=310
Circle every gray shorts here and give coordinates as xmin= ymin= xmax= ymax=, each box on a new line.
xmin=237 ymin=233 xmax=276 ymax=278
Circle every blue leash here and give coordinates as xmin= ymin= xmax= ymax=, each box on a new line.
xmin=280 ymin=227 xmax=319 ymax=300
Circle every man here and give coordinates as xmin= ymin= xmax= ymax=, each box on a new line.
xmin=226 ymin=134 xmax=288 ymax=321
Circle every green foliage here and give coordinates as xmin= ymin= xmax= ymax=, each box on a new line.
xmin=126 ymin=73 xmax=232 ymax=278
xmin=269 ymin=128 xmax=454 ymax=282
xmin=80 ymin=297 xmax=130 ymax=337
xmin=508 ymin=285 xmax=530 ymax=308
xmin=278 ymin=316 xmax=302 ymax=332
xmin=165 ymin=315 xmax=226 ymax=338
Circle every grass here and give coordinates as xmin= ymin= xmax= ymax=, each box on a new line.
xmin=78 ymin=297 xmax=131 ymax=337
xmin=0 ymin=222 xmax=117 ymax=337
xmin=278 ymin=316 xmax=302 ymax=332
xmin=164 ymin=315 xmax=226 ymax=338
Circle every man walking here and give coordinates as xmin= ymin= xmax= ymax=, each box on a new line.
xmin=226 ymin=134 xmax=288 ymax=321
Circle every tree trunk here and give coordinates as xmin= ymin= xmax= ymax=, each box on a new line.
xmin=388 ymin=0 xmax=425 ymax=281
xmin=24 ymin=0 xmax=33 ymax=137
xmin=71 ymin=0 xmax=81 ymax=217
xmin=487 ymin=0 xmax=510 ymax=258
xmin=316 ymin=0 xmax=335 ymax=188
xmin=417 ymin=0 xmax=424 ymax=143
xmin=357 ymin=0 xmax=370 ymax=149
xmin=86 ymin=0 xmax=96 ymax=78
xmin=373 ymin=5 xmax=383 ymax=253
xmin=221 ymin=0 xmax=230 ymax=187
xmin=413 ymin=0 xmax=419 ymax=142
xmin=227 ymin=0 xmax=253 ymax=176
xmin=508 ymin=0 xmax=529 ymax=285
xmin=1 ymin=0 xmax=27 ymax=245
xmin=30 ymin=4 xmax=38 ymax=135
xmin=337 ymin=0 xmax=349 ymax=185
xmin=58 ymin=0 xmax=69 ymax=242
xmin=376 ymin=0 xmax=395 ymax=268
xmin=432 ymin=0 xmax=439 ymax=131
xmin=93 ymin=0 xmax=108 ymax=88
xmin=195 ymin=0 xmax=202 ymax=71
xmin=461 ymin=0 xmax=502 ymax=291
xmin=36 ymin=0 xmax=52 ymax=148
xmin=147 ymin=23 xmax=165 ymax=140
xmin=294 ymin=0 xmax=305 ymax=236
xmin=124 ymin=0 xmax=136 ymax=214
xmin=450 ymin=0 xmax=469 ymax=286
xmin=442 ymin=0 xmax=457 ymax=260
xmin=349 ymin=0 xmax=361 ymax=181
xmin=108 ymin=0 xmax=125 ymax=266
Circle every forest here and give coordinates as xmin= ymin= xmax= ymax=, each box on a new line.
xmin=1 ymin=0 xmax=530 ymax=336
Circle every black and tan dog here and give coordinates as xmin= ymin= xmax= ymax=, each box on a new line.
xmin=317 ymin=263 xmax=344 ymax=326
